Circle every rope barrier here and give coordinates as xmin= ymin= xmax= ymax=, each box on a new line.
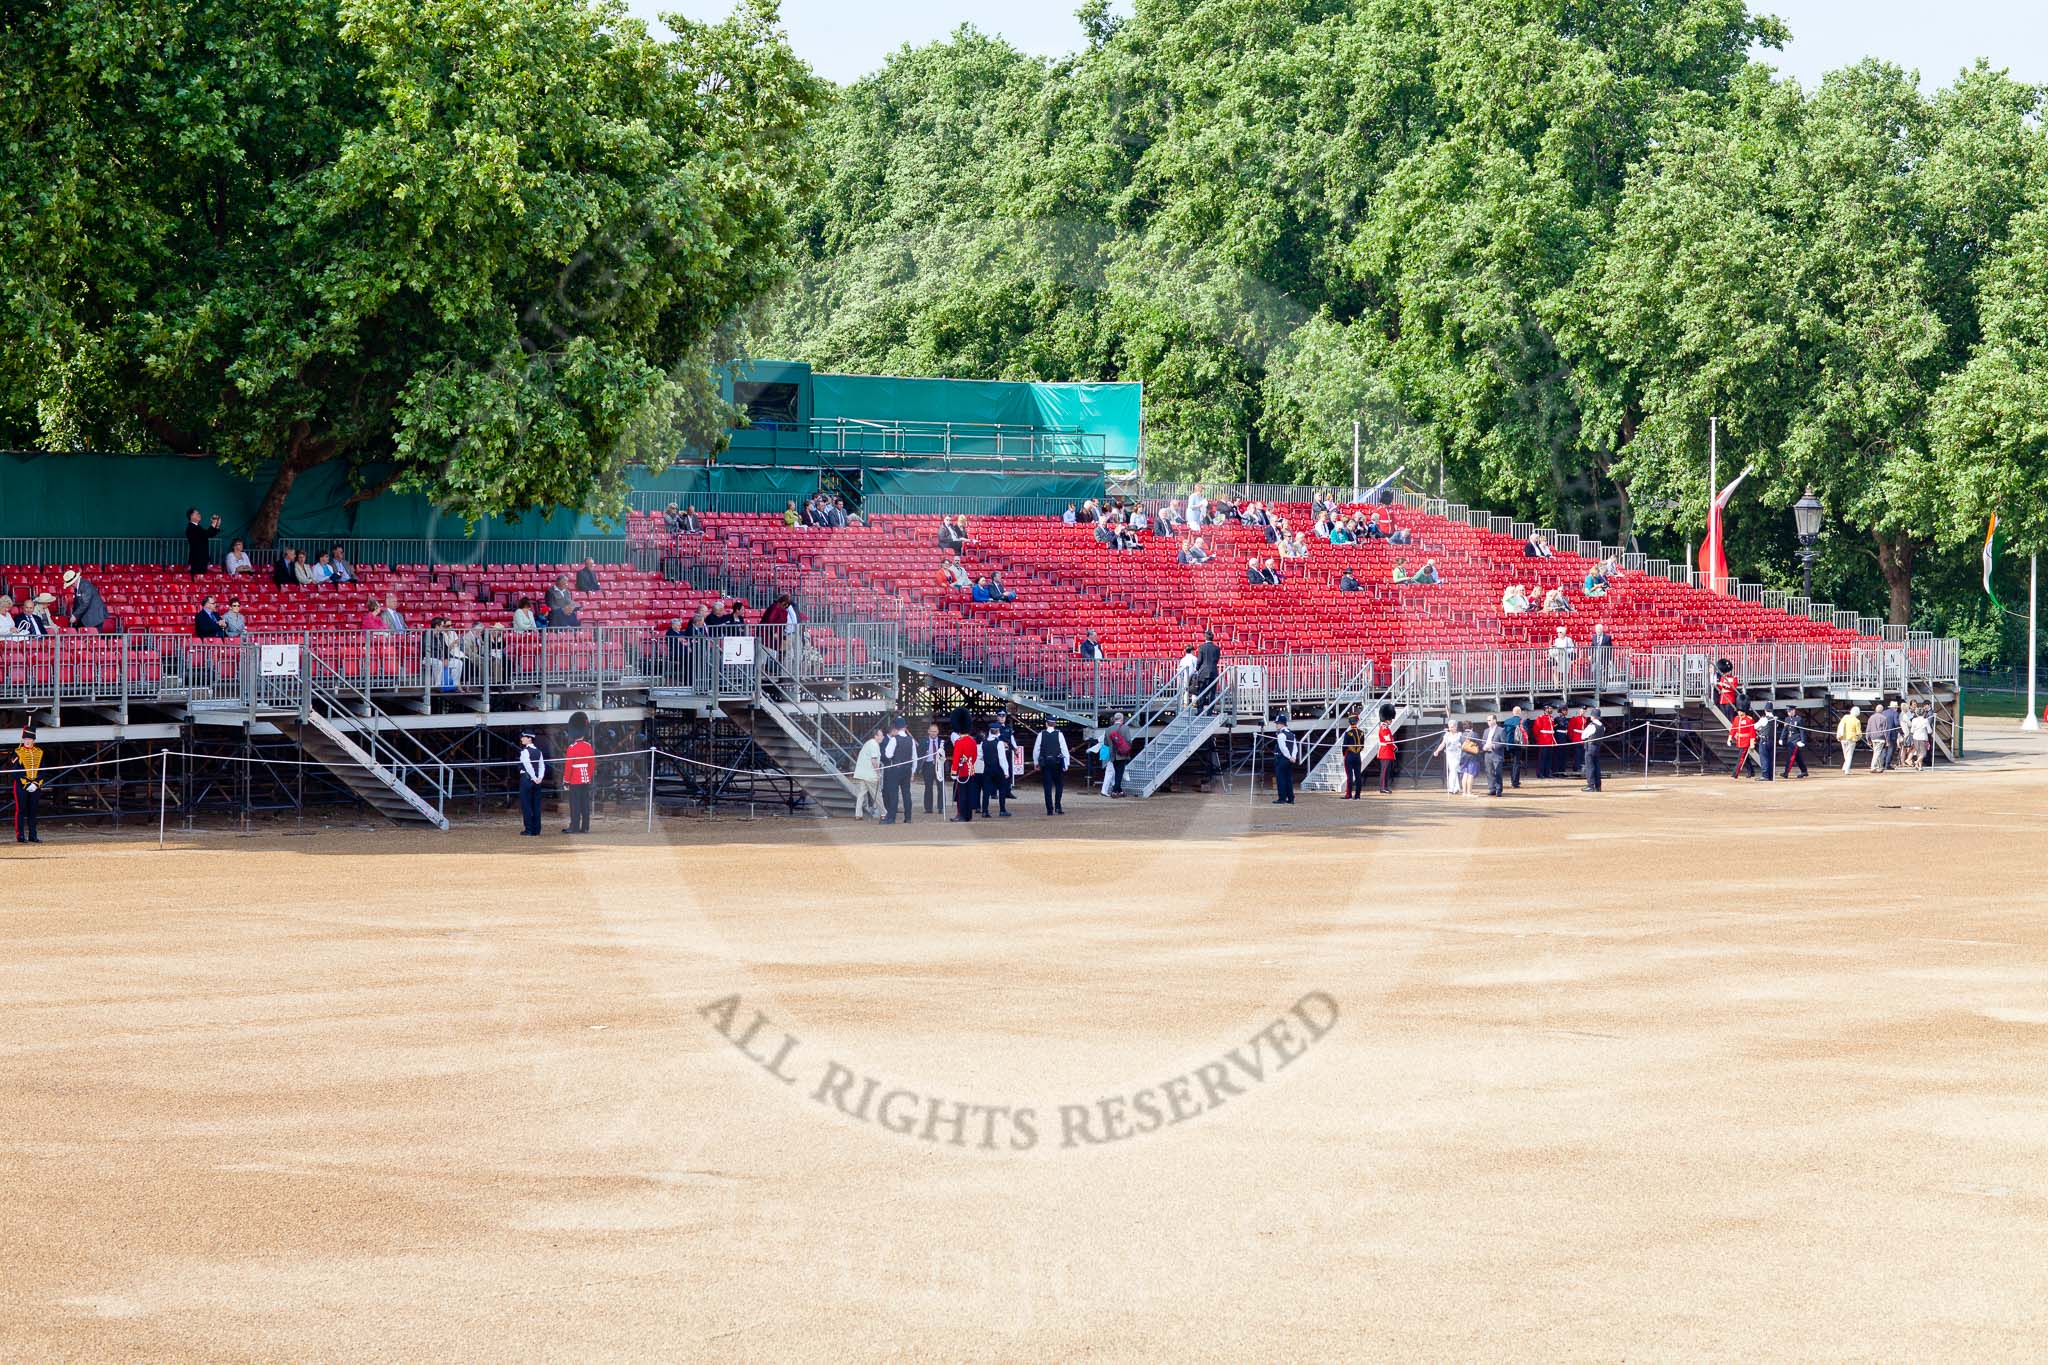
xmin=10 ymin=712 xmax=1833 ymax=780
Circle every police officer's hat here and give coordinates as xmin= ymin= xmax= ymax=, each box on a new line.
xmin=518 ymin=729 xmax=536 ymax=740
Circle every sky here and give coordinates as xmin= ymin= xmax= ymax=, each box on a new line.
xmin=635 ymin=0 xmax=2047 ymax=91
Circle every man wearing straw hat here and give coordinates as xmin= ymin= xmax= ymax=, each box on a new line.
xmin=62 ymin=571 xmax=109 ymax=631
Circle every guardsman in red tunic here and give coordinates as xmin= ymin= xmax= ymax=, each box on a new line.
xmin=1715 ymin=668 xmax=1741 ymax=713
xmin=1729 ymin=711 xmax=1757 ymax=779
xmin=1566 ymin=707 xmax=1588 ymax=778
xmin=949 ymin=729 xmax=980 ymax=823
xmin=1375 ymin=718 xmax=1398 ymax=793
xmin=562 ymin=732 xmax=595 ymax=833
xmin=1532 ymin=708 xmax=1557 ymax=778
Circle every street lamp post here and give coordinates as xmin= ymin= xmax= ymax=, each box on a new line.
xmin=1792 ymin=489 xmax=1824 ymax=600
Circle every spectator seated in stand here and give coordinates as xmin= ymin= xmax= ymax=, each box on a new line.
xmin=1583 ymin=566 xmax=1610 ymax=598
xmin=193 ymin=595 xmax=228 ymax=638
xmin=1502 ymin=582 xmax=1533 ymax=615
xmin=781 ymin=500 xmax=801 ymax=528
xmin=1525 ymin=532 xmax=1555 ymax=558
xmin=1387 ymin=523 xmax=1413 ymax=545
xmin=1392 ymin=560 xmax=1412 ymax=585
xmin=987 ymin=571 xmax=1016 ymax=603
xmin=224 ymin=539 xmax=253 ymax=575
xmin=971 ymin=576 xmax=992 ymax=603
xmin=272 ymin=548 xmax=298 ymax=586
xmin=310 ymin=550 xmax=337 ymax=583
xmin=1261 ymin=557 xmax=1283 ymax=585
xmin=222 ymin=599 xmax=247 ymax=637
xmin=1077 ymin=629 xmax=1104 ymax=660
xmin=1542 ymin=584 xmax=1575 ymax=613
xmin=939 ymin=555 xmax=971 ymax=590
xmin=510 ymin=596 xmax=537 ymax=632
xmin=1413 ymin=559 xmax=1442 ymax=586
xmin=361 ymin=596 xmax=388 ymax=631
xmin=0 ymin=595 xmax=19 ymax=639
xmin=17 ymin=593 xmax=57 ymax=638
xmin=544 ymin=575 xmax=580 ymax=628
xmin=576 ymin=558 xmax=602 ymax=593
xmin=1338 ymin=568 xmax=1362 ymax=593
xmin=1246 ymin=557 xmax=1266 ymax=585
xmin=329 ymin=545 xmax=358 ymax=584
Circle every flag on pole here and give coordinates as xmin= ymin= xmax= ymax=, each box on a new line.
xmin=1361 ymin=464 xmax=1405 ymax=506
xmin=1696 ymin=464 xmax=1754 ymax=593
xmin=1982 ymin=513 xmax=2003 ymax=610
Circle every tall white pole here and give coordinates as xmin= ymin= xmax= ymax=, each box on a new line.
xmin=1708 ymin=416 xmax=1718 ymax=593
xmin=1244 ymin=431 xmax=1251 ymax=490
xmin=1352 ymin=420 xmax=1361 ymax=503
xmin=2025 ymin=555 xmax=2040 ymax=731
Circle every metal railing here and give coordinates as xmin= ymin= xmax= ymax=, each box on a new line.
xmin=0 ymin=621 xmax=899 ymax=721
xmin=304 ymin=648 xmax=455 ymax=814
xmin=0 ymin=536 xmax=642 ymax=574
xmin=729 ymin=417 xmax=1106 ymax=466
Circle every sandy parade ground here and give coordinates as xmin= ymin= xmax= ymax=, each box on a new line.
xmin=4 ymin=721 xmax=2047 ymax=1360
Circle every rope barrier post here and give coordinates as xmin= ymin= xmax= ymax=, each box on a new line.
xmin=646 ymin=745 xmax=656 ymax=834
xmin=158 ymin=748 xmax=168 ymax=850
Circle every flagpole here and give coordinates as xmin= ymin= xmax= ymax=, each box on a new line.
xmin=2026 ymin=554 xmax=2040 ymax=732
xmin=1707 ymin=417 xmax=1718 ymax=592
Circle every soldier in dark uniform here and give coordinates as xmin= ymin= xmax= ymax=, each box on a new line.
xmin=1340 ymin=716 xmax=1366 ymax=799
xmin=13 ymin=725 xmax=45 ymax=843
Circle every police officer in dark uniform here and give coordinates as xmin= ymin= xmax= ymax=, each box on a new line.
xmin=516 ymin=729 xmax=546 ymax=836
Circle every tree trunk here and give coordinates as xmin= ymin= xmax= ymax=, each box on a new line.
xmin=1873 ymin=530 xmax=1916 ymax=626
xmin=248 ymin=426 xmax=341 ymax=548
xmin=249 ymin=458 xmax=303 ymax=550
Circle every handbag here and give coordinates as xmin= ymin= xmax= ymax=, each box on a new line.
xmin=1460 ymin=738 xmax=1481 ymax=756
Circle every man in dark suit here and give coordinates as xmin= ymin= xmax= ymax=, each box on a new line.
xmin=575 ymin=559 xmax=602 ymax=593
xmin=880 ymin=718 xmax=917 ymax=825
xmin=922 ymin=722 xmax=947 ymax=815
xmin=193 ymin=595 xmax=228 ymax=638
xmin=1194 ymin=630 xmax=1221 ymax=713
xmin=184 ymin=509 xmax=222 ymax=575
xmin=63 ymin=571 xmax=108 ymax=631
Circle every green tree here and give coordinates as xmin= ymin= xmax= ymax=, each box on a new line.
xmin=0 ymin=0 xmax=821 ymax=542
xmin=1931 ymin=202 xmax=2048 ymax=558
xmin=1585 ymin=62 xmax=2048 ymax=623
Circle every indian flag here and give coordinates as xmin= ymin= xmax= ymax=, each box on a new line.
xmin=1983 ymin=513 xmax=2004 ymax=611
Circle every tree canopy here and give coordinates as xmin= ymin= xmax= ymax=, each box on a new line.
xmin=6 ymin=0 xmax=2045 ymax=646
xmin=0 ymin=0 xmax=821 ymax=540
xmin=764 ymin=0 xmax=2048 ymax=635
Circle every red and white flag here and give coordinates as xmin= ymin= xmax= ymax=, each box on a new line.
xmin=1697 ymin=464 xmax=1753 ymax=594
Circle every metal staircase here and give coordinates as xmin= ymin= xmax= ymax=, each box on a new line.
xmin=274 ymin=656 xmax=452 ymax=828
xmin=722 ymin=642 xmax=870 ymax=817
xmin=1119 ymin=670 xmax=1235 ymax=798
xmin=1301 ymin=660 xmax=1424 ymax=794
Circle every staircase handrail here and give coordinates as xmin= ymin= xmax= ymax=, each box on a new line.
xmin=303 ymin=646 xmax=454 ymax=812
